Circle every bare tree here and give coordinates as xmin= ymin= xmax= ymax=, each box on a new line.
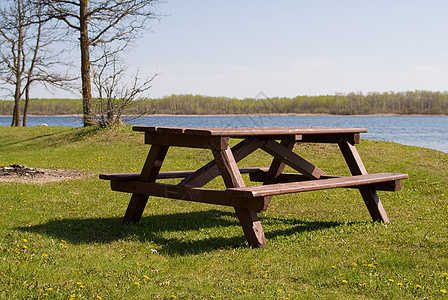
xmin=92 ymin=47 xmax=156 ymax=127
xmin=38 ymin=0 xmax=160 ymax=127
xmin=0 ymin=0 xmax=74 ymax=126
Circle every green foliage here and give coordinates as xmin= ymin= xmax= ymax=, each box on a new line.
xmin=2 ymin=90 xmax=448 ymax=116
xmin=0 ymin=127 xmax=447 ymax=299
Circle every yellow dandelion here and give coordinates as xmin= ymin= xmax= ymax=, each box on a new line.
xmin=42 ymin=254 xmax=48 ymax=257
xmin=441 ymin=289 xmax=447 ymax=294
xmin=134 ymin=282 xmax=140 ymax=285
xmin=416 ymin=285 xmax=422 ymax=288
xmin=388 ymin=279 xmax=394 ymax=282
xmin=368 ymin=264 xmax=375 ymax=268
xmin=342 ymin=280 xmax=348 ymax=284
xmin=23 ymin=239 xmax=28 ymax=242
xmin=45 ymin=288 xmax=53 ymax=291
xmin=443 ymin=272 xmax=448 ymax=277
xmin=350 ymin=263 xmax=357 ymax=266
xmin=397 ymin=283 xmax=403 ymax=286
xmin=143 ymin=275 xmax=150 ymax=280
xmin=331 ymin=266 xmax=336 ymax=269
xmin=277 ymin=289 xmax=282 ymax=292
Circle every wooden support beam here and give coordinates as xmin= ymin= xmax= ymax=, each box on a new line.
xmin=212 ymin=144 xmax=266 ymax=248
xmin=180 ymin=137 xmax=265 ymax=188
xmin=110 ymin=180 xmax=267 ymax=211
xmin=123 ymin=145 xmax=169 ymax=223
xmin=261 ymin=138 xmax=296 ymax=211
xmin=338 ymin=137 xmax=390 ymax=222
xmin=262 ymin=140 xmax=326 ymax=179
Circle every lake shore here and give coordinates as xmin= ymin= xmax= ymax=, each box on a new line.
xmin=1 ymin=113 xmax=447 ymax=117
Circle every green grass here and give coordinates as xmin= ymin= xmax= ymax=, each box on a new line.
xmin=0 ymin=126 xmax=447 ymax=299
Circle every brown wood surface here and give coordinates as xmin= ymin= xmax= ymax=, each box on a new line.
xmin=212 ymin=144 xmax=266 ymax=248
xmin=133 ymin=126 xmax=368 ymax=137
xmin=179 ymin=137 xmax=265 ymax=188
xmin=249 ymin=171 xmax=403 ymax=192
xmin=99 ymin=167 xmax=269 ymax=181
xmin=260 ymin=138 xmax=296 ymax=211
xmin=123 ymin=145 xmax=169 ymax=223
xmin=227 ymin=173 xmax=408 ymax=198
xmin=262 ymin=140 xmax=327 ymax=179
xmin=110 ymin=180 xmax=268 ymax=211
xmin=338 ymin=137 xmax=391 ymax=222
xmin=145 ymin=133 xmax=228 ymax=149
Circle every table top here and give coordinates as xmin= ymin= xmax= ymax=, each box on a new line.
xmin=133 ymin=126 xmax=368 ymax=137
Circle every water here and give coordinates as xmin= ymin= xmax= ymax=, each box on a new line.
xmin=1 ymin=115 xmax=447 ymax=153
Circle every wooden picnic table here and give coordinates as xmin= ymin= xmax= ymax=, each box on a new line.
xmin=100 ymin=126 xmax=408 ymax=248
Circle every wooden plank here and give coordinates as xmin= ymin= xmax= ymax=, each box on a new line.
xmin=180 ymin=137 xmax=265 ymax=188
xmin=123 ymin=145 xmax=169 ymax=223
xmin=249 ymin=171 xmax=403 ymax=191
xmin=110 ymin=180 xmax=267 ymax=211
xmin=338 ymin=137 xmax=368 ymax=175
xmin=261 ymin=138 xmax=296 ymax=211
xmin=100 ymin=167 xmax=270 ymax=181
xmin=262 ymin=140 xmax=327 ymax=179
xmin=338 ymin=137 xmax=391 ymax=222
xmin=228 ymin=173 xmax=409 ymax=198
xmin=133 ymin=126 xmax=368 ymax=137
xmin=145 ymin=132 xmax=228 ymax=149
xmin=299 ymin=133 xmax=360 ymax=144
xmin=212 ymin=143 xmax=266 ymax=248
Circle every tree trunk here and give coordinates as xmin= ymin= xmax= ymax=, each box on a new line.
xmin=11 ymin=0 xmax=24 ymax=127
xmin=11 ymin=89 xmax=21 ymax=127
xmin=80 ymin=0 xmax=96 ymax=126
xmin=22 ymin=84 xmax=30 ymax=127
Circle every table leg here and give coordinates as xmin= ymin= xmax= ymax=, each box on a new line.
xmin=261 ymin=138 xmax=296 ymax=211
xmin=212 ymin=145 xmax=266 ymax=248
xmin=123 ymin=145 xmax=169 ymax=223
xmin=338 ymin=138 xmax=390 ymax=222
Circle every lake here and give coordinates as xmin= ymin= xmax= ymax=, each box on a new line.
xmin=1 ymin=115 xmax=447 ymax=153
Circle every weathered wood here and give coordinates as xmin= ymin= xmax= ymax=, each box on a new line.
xmin=262 ymin=140 xmax=327 ymax=179
xmin=338 ymin=137 xmax=368 ymax=175
xmin=228 ymin=173 xmax=408 ymax=198
xmin=212 ymin=144 xmax=266 ymax=248
xmin=249 ymin=171 xmax=403 ymax=192
xmin=133 ymin=126 xmax=368 ymax=137
xmin=261 ymin=138 xmax=296 ymax=211
xmin=338 ymin=137 xmax=390 ymax=222
xmin=299 ymin=133 xmax=360 ymax=144
xmin=110 ymin=180 xmax=268 ymax=211
xmin=145 ymin=132 xmax=228 ymax=149
xmin=123 ymin=145 xmax=169 ymax=223
xmin=180 ymin=137 xmax=266 ymax=188
xmin=100 ymin=167 xmax=269 ymax=181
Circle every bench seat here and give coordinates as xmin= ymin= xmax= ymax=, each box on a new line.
xmin=227 ymin=173 xmax=408 ymax=198
xmin=100 ymin=171 xmax=407 ymax=211
xmin=99 ymin=167 xmax=269 ymax=181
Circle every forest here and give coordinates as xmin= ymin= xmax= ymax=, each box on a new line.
xmin=1 ymin=90 xmax=448 ymax=116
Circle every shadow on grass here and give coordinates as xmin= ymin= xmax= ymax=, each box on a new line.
xmin=18 ymin=210 xmax=346 ymax=256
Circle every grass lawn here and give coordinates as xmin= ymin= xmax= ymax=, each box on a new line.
xmin=0 ymin=126 xmax=447 ymax=299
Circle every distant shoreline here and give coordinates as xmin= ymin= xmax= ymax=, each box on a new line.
xmin=1 ymin=113 xmax=447 ymax=117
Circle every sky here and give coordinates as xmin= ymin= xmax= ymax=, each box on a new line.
xmin=37 ymin=0 xmax=448 ymax=99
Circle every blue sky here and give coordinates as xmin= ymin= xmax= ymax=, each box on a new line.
xmin=46 ymin=1 xmax=448 ymax=99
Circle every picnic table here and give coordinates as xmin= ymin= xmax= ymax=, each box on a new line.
xmin=100 ymin=126 xmax=408 ymax=248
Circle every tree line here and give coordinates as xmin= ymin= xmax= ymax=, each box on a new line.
xmin=1 ymin=90 xmax=448 ymax=116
